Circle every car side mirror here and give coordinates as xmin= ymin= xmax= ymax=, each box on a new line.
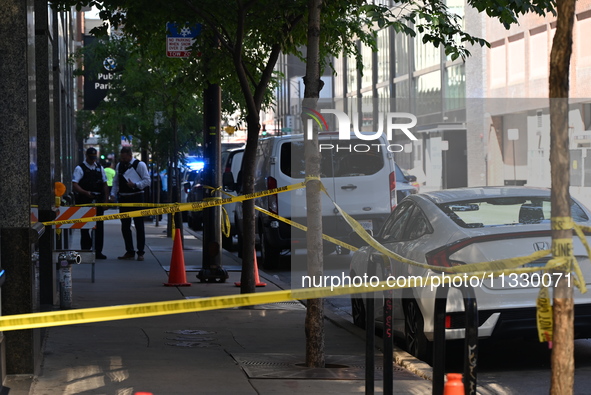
xmin=348 ymin=231 xmax=370 ymax=248
xmin=222 ymin=171 xmax=236 ymax=191
xmin=406 ymin=175 xmax=417 ymax=182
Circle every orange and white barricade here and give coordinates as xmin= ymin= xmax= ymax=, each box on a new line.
xmin=53 ymin=207 xmax=96 ymax=229
xmin=53 ymin=206 xmax=97 ymax=282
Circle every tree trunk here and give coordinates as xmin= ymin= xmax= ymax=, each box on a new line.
xmin=303 ymin=0 xmax=325 ymax=368
xmin=548 ymin=0 xmax=576 ymax=393
xmin=239 ymin=112 xmax=260 ymax=294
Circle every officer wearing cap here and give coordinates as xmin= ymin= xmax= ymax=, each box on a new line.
xmin=72 ymin=147 xmax=109 ymax=259
xmin=109 ymin=147 xmax=151 ymax=261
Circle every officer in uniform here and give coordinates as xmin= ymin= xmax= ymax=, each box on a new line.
xmin=109 ymin=147 xmax=151 ymax=261
xmin=72 ymin=147 xmax=109 ymax=259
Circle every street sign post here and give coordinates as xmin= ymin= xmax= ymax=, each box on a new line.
xmin=166 ymin=22 xmax=202 ymax=58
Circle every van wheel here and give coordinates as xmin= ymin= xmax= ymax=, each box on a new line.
xmin=260 ymin=231 xmax=280 ymax=270
xmin=404 ymin=299 xmax=432 ymax=363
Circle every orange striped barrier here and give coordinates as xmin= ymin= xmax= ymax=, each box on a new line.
xmin=54 ymin=207 xmax=96 ymax=229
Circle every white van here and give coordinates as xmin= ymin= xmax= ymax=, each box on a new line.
xmin=234 ymin=132 xmax=399 ymax=269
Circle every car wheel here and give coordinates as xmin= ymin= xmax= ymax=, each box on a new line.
xmin=404 ymin=299 xmax=432 ymax=362
xmin=351 ymin=295 xmax=366 ymax=329
xmin=260 ymin=231 xmax=280 ymax=270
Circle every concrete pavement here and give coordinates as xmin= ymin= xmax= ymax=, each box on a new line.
xmin=5 ymin=217 xmax=432 ymax=394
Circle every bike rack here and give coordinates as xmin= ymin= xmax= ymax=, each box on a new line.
xmin=432 ymin=284 xmax=478 ymax=395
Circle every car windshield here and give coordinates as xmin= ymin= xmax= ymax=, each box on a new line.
xmin=438 ymin=197 xmax=589 ymax=228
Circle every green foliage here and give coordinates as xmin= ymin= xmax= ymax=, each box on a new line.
xmin=468 ymin=0 xmax=556 ymax=29
xmin=72 ymin=34 xmax=207 ymax=170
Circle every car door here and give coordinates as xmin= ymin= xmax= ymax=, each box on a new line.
xmin=373 ymin=201 xmax=433 ymax=324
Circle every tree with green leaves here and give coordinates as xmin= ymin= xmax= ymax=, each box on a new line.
xmin=75 ymin=34 xmax=204 ymax=172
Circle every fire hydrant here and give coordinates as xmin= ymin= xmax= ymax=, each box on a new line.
xmin=57 ymin=251 xmax=81 ymax=309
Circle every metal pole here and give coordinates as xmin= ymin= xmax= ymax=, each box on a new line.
xmin=382 ymin=259 xmax=393 ymax=395
xmin=365 ymin=257 xmax=376 ymax=395
xmin=433 ymin=285 xmax=479 ymax=395
xmin=197 ymin=81 xmax=227 ymax=282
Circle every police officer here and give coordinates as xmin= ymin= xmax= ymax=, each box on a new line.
xmin=72 ymin=147 xmax=109 ymax=259
xmin=109 ymin=147 xmax=151 ymax=261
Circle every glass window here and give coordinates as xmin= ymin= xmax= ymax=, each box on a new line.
xmin=490 ymin=41 xmax=506 ymax=88
xmin=347 ymin=50 xmax=358 ymax=95
xmin=529 ymin=29 xmax=548 ymax=79
xmin=377 ymin=86 xmax=391 ymax=114
xmin=415 ymin=70 xmax=441 ymax=116
xmin=414 ymin=29 xmax=441 ymax=70
xmin=377 ymin=28 xmax=390 ymax=84
xmin=445 ymin=64 xmax=465 ymax=112
xmin=334 ymin=55 xmax=345 ymax=96
xmin=438 ymin=197 xmax=589 ymax=228
xmin=285 ymin=140 xmax=385 ymax=179
xmin=361 ymin=91 xmax=374 ymax=130
xmin=578 ymin=15 xmax=591 ymax=67
xmin=381 ymin=202 xmax=415 ymax=242
xmin=394 ymin=31 xmax=409 ymax=77
xmin=361 ymin=43 xmax=373 ymax=88
xmin=508 ymin=36 xmax=525 ymax=84
xmin=394 ymin=80 xmax=410 ymax=112
xmin=405 ymin=207 xmax=432 ymax=240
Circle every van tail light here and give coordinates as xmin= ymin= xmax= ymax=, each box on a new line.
xmin=425 ymin=230 xmax=552 ymax=268
xmin=389 ymin=171 xmax=396 ymax=211
xmin=267 ymin=176 xmax=278 ymax=214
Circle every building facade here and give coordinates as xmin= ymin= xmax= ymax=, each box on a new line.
xmin=0 ymin=0 xmax=80 ymax=381
xmin=272 ymin=1 xmax=591 ymax=202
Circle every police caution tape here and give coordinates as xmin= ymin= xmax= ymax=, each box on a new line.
xmin=43 ymin=182 xmax=306 ymax=227
xmin=41 ymin=180 xmax=591 ymax=345
xmin=0 ymin=274 xmax=519 ymax=332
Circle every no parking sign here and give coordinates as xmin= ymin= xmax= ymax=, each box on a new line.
xmin=166 ymin=22 xmax=202 ymax=58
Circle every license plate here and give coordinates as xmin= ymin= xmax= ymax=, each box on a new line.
xmin=358 ymin=220 xmax=373 ymax=232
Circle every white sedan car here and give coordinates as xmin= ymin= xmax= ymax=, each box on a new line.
xmin=349 ymin=187 xmax=591 ymax=361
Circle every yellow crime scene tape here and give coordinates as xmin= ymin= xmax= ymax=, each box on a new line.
xmin=0 ymin=273 xmax=510 ymax=332
xmin=31 ymin=180 xmax=590 ymax=345
xmin=42 ymin=182 xmax=306 ymax=227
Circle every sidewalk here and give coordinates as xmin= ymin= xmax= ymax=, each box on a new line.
xmin=8 ymin=218 xmax=431 ymax=394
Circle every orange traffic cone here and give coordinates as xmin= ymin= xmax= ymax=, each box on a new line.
xmin=164 ymin=229 xmax=191 ymax=287
xmin=444 ymin=373 xmax=464 ymax=395
xmin=235 ymin=251 xmax=267 ymax=287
